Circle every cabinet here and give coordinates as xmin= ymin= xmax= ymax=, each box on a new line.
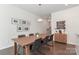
xmin=54 ymin=33 xmax=67 ymax=43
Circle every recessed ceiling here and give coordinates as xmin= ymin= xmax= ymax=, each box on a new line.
xmin=13 ymin=4 xmax=79 ymax=19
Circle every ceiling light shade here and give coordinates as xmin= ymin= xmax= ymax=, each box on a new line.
xmin=37 ymin=18 xmax=43 ymax=22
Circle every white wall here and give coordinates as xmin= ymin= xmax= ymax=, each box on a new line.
xmin=51 ymin=6 xmax=79 ymax=45
xmin=0 ymin=5 xmax=48 ymax=50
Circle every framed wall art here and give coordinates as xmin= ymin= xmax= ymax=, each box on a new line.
xmin=11 ymin=18 xmax=21 ymax=25
xmin=22 ymin=25 xmax=29 ymax=31
xmin=21 ymin=20 xmax=26 ymax=25
xmin=17 ymin=25 xmax=23 ymax=32
xmin=56 ymin=21 xmax=65 ymax=29
xmin=11 ymin=17 xmax=31 ymax=32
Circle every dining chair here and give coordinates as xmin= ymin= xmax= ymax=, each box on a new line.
xmin=42 ymin=34 xmax=53 ymax=46
xmin=42 ymin=36 xmax=50 ymax=44
xmin=31 ymin=38 xmax=42 ymax=54
xmin=47 ymin=34 xmax=54 ymax=45
xmin=17 ymin=34 xmax=26 ymax=55
xmin=29 ymin=33 xmax=34 ymax=50
xmin=48 ymin=34 xmax=53 ymax=41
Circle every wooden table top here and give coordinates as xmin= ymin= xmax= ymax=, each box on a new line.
xmin=13 ymin=34 xmax=47 ymax=47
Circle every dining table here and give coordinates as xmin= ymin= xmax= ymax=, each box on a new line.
xmin=12 ymin=33 xmax=47 ymax=55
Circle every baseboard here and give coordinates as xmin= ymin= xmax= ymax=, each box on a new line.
xmin=0 ymin=45 xmax=13 ymax=50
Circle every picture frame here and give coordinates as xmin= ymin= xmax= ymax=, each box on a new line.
xmin=11 ymin=18 xmax=21 ymax=25
xmin=21 ymin=20 xmax=27 ymax=25
xmin=17 ymin=25 xmax=23 ymax=32
xmin=22 ymin=25 xmax=29 ymax=31
xmin=56 ymin=21 xmax=65 ymax=29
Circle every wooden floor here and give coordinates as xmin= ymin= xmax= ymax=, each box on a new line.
xmin=0 ymin=42 xmax=78 ymax=55
xmin=39 ymin=42 xmax=76 ymax=55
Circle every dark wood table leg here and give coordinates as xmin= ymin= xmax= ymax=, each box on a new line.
xmin=14 ymin=42 xmax=17 ymax=55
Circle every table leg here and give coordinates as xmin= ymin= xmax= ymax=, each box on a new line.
xmin=23 ymin=45 xmax=30 ymax=55
xmin=14 ymin=42 xmax=17 ymax=55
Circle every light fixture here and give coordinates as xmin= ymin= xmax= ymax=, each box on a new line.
xmin=37 ymin=18 xmax=43 ymax=22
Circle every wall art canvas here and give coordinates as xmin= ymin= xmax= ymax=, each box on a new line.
xmin=56 ymin=21 xmax=65 ymax=29
xmin=22 ymin=25 xmax=29 ymax=31
xmin=21 ymin=20 xmax=26 ymax=25
xmin=11 ymin=18 xmax=21 ymax=25
xmin=17 ymin=25 xmax=23 ymax=32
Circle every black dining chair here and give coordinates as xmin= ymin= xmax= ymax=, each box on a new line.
xmin=47 ymin=34 xmax=54 ymax=45
xmin=42 ymin=36 xmax=50 ymax=44
xmin=17 ymin=34 xmax=26 ymax=55
xmin=42 ymin=34 xmax=53 ymax=46
xmin=31 ymin=38 xmax=42 ymax=54
xmin=49 ymin=34 xmax=53 ymax=41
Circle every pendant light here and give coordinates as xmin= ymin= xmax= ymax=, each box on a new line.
xmin=37 ymin=18 xmax=43 ymax=22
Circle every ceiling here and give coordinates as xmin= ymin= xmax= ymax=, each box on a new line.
xmin=13 ymin=4 xmax=79 ymax=19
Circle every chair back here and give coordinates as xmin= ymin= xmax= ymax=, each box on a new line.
xmin=49 ymin=34 xmax=53 ymax=41
xmin=31 ymin=38 xmax=41 ymax=52
xmin=45 ymin=36 xmax=50 ymax=39
xmin=29 ymin=33 xmax=34 ymax=36
xmin=18 ymin=35 xmax=26 ymax=38
xmin=43 ymin=36 xmax=50 ymax=44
